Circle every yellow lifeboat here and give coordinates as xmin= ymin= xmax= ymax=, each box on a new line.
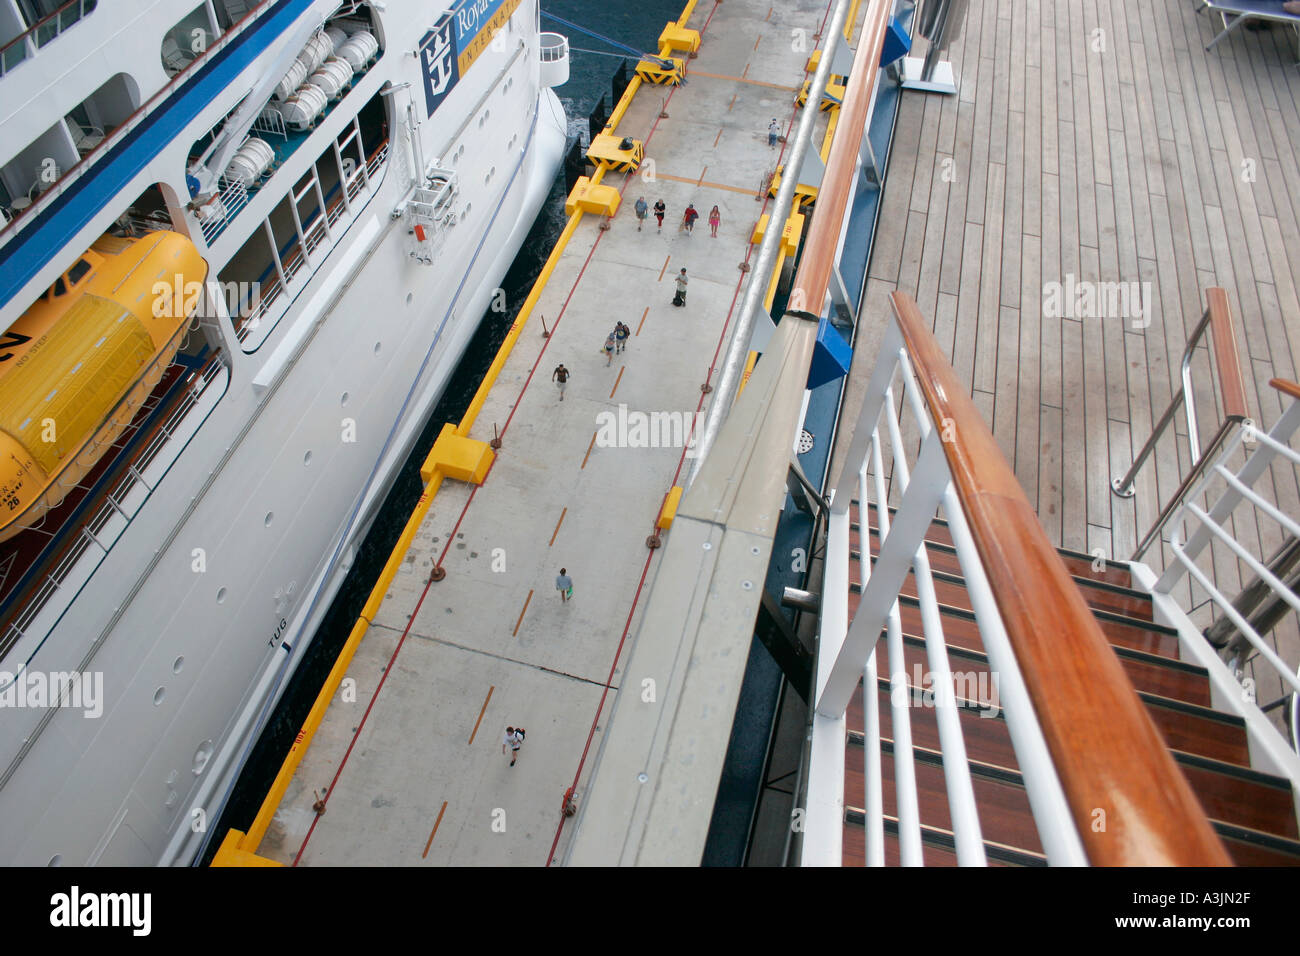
xmin=0 ymin=231 xmax=208 ymax=542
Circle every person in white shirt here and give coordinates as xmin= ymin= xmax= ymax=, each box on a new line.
xmin=503 ymin=726 xmax=526 ymax=767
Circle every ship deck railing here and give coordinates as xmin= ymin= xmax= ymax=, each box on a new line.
xmin=0 ymin=0 xmax=277 ymax=246
xmin=0 ymin=0 xmax=97 ymax=78
xmin=0 ymin=345 xmax=229 ymax=675
xmin=230 ymin=138 xmax=388 ymax=349
xmin=802 ymin=290 xmax=1236 ymax=866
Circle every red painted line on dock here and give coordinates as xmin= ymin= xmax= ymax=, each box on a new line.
xmin=713 ymin=128 xmax=723 ymax=149
xmin=610 ymin=366 xmax=625 ymax=398
xmin=549 ymin=507 xmax=567 ymax=546
xmin=658 ymin=256 xmax=671 ymax=281
xmin=635 ymin=305 xmax=650 ymax=336
xmin=546 ymin=0 xmax=836 ymax=865
xmin=469 ymin=686 xmax=494 ymax=744
xmin=422 ymin=802 xmax=448 ymax=859
xmin=513 ymin=590 xmax=533 ymax=637
xmin=581 ymin=432 xmax=597 ymax=469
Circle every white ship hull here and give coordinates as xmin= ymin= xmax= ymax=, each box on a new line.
xmin=0 ymin=0 xmax=568 ymax=865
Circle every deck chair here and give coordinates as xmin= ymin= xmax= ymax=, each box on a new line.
xmin=1197 ymin=1 xmax=1300 ymax=53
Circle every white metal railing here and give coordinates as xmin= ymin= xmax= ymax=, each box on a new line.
xmin=234 ymin=141 xmax=386 ymax=347
xmin=0 ymin=0 xmax=96 ymax=78
xmin=0 ymin=1 xmax=272 ymax=244
xmin=0 ymin=350 xmax=228 ymax=668
xmin=1148 ymin=386 xmax=1300 ymax=761
xmin=804 ymin=312 xmax=1086 ymax=866
xmin=539 ymin=32 xmax=568 ymax=62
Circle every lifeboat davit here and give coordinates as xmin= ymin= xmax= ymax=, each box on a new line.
xmin=0 ymin=230 xmax=207 ymax=542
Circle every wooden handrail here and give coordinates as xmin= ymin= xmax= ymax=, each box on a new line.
xmin=890 ymin=290 xmax=1231 ymax=866
xmin=1207 ymin=287 xmax=1249 ymax=422
xmin=1269 ymin=378 xmax=1300 ymax=402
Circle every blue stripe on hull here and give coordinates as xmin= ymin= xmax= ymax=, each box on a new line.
xmin=0 ymin=0 xmax=317 ymax=309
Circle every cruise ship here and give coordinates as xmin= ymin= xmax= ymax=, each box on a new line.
xmin=0 ymin=0 xmax=569 ymax=865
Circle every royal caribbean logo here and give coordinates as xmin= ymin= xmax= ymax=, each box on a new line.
xmin=419 ymin=14 xmax=460 ymax=117
xmin=419 ymin=0 xmax=522 ymax=117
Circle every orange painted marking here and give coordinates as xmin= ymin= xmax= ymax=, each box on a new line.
xmin=610 ymin=366 xmax=625 ymax=398
xmin=728 ymin=92 xmax=737 ymax=112
xmin=697 ymin=165 xmax=708 ymax=187
xmin=581 ymin=431 xmax=597 ymax=469
xmin=652 ymin=172 xmax=760 ymax=196
xmin=549 ymin=507 xmax=567 ymax=547
xmin=766 ymin=6 xmax=772 ymax=20
xmin=469 ymin=685 xmax=494 ymax=745
xmin=658 ymin=256 xmax=671 ymax=282
xmin=753 ymin=35 xmax=761 ymax=51
xmin=690 ymin=70 xmax=800 ymax=92
xmin=742 ymin=62 xmax=751 ymax=79
xmin=513 ymin=590 xmax=533 ymax=637
xmin=713 ymin=128 xmax=723 ymax=149
xmin=635 ymin=306 xmax=650 ymax=336
xmin=422 ymin=802 xmax=448 ymax=859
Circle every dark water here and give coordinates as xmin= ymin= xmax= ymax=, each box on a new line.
xmin=205 ymin=0 xmax=688 ymax=864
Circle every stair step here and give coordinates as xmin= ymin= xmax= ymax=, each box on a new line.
xmin=850 ymin=501 xmax=1135 ymax=589
xmin=850 ymin=572 xmax=1183 ymax=660
xmin=1171 ymin=751 xmax=1300 ymax=841
xmin=1138 ymin=694 xmax=1251 ymax=768
xmin=849 ymin=679 xmax=1022 ymax=773
xmin=842 ymin=809 xmax=1046 ymax=866
xmin=858 ymin=543 xmax=1154 ymax=623
xmin=885 ymin=628 xmax=1212 ymax=711
xmin=1211 ymin=823 xmax=1300 ymax=866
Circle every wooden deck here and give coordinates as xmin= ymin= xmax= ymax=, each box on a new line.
xmin=844 ymin=0 xmax=1300 ymax=713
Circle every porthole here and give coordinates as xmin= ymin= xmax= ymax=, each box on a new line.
xmin=48 ymin=855 xmax=62 ymax=867
xmin=193 ymin=740 xmax=213 ymax=775
xmin=264 ymin=512 xmax=274 ymax=527
xmin=406 ymin=292 xmax=414 ymax=307
xmin=373 ymin=341 xmax=382 ymax=355
xmin=172 ymin=656 xmax=184 ymax=674
xmin=153 ymin=687 xmax=165 ymax=706
xmin=340 ymin=392 xmax=350 ymax=406
xmin=216 ymin=587 xmax=227 ymax=604
xmin=304 ymin=450 xmax=313 ymax=465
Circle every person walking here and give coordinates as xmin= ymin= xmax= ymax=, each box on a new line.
xmin=682 ymin=203 xmax=699 ymax=234
xmin=614 ymin=321 xmax=630 ymax=353
xmin=673 ymin=268 xmax=688 ymax=307
xmin=503 ymin=726 xmax=526 ymax=767
xmin=768 ymin=118 xmax=780 ymax=148
xmin=708 ymin=205 xmax=721 ymax=237
xmin=634 ymin=196 xmax=648 ymax=231
xmin=556 ymin=567 xmax=573 ymax=602
xmin=603 ymin=331 xmax=616 ymax=365
xmin=653 ymin=198 xmax=666 ymax=233
xmin=552 ymin=363 xmax=569 ymax=401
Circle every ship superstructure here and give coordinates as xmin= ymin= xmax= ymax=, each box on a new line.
xmin=0 ymin=0 xmax=568 ymax=865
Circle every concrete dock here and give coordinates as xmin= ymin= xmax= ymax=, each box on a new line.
xmin=239 ymin=0 xmax=851 ymax=866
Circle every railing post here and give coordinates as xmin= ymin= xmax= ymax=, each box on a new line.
xmin=829 ymin=321 xmax=904 ymax=513
xmin=1154 ymin=399 xmax=1300 ymax=593
xmin=817 ymin=428 xmax=950 ymax=717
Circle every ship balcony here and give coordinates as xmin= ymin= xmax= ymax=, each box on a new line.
xmin=539 ymin=32 xmax=569 ymax=88
xmin=0 ymin=0 xmax=97 ymax=79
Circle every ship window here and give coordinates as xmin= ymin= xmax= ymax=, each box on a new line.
xmin=67 ymin=259 xmax=91 ymax=285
